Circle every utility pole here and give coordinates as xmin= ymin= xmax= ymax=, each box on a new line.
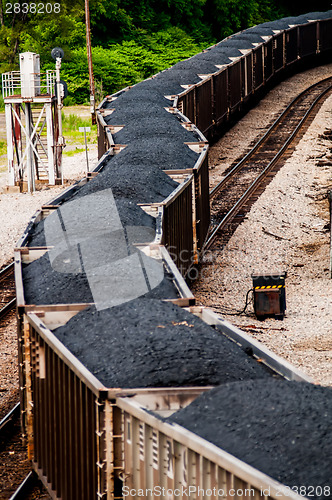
xmin=85 ymin=0 xmax=96 ymax=125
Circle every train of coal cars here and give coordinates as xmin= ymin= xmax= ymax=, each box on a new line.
xmin=14 ymin=11 xmax=332 ymax=500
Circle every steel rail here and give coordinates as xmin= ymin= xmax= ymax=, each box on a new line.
xmin=1 ymin=404 xmax=39 ymax=500
xmin=9 ymin=471 xmax=38 ymax=500
xmin=205 ymin=80 xmax=332 ymax=249
xmin=209 ymin=76 xmax=332 ymax=201
xmin=0 ymin=297 xmax=16 ymax=319
xmin=0 ymin=402 xmax=20 ymax=435
xmin=0 ymin=261 xmax=16 ymax=320
xmin=0 ymin=261 xmax=14 ymax=281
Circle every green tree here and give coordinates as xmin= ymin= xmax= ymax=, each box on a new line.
xmin=1 ymin=0 xmax=330 ymax=105
xmin=204 ymin=0 xmax=287 ymax=40
xmin=59 ymin=29 xmax=208 ymax=104
xmin=277 ymin=0 xmax=331 ymax=15
xmin=0 ymin=0 xmax=84 ymax=71
xmin=89 ymin=0 xmax=211 ymax=45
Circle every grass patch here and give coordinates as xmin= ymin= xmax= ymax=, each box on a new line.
xmin=0 ymin=140 xmax=7 ymax=156
xmin=63 ymin=147 xmax=86 ymax=157
xmin=62 ymin=113 xmax=97 ymax=145
xmin=0 ymin=140 xmax=7 ymax=171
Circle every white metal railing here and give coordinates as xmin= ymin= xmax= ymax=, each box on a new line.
xmin=2 ymin=71 xmax=20 ymax=98
xmin=2 ymin=70 xmax=56 ymax=99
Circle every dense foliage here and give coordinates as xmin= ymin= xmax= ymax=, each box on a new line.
xmin=0 ymin=0 xmax=330 ymax=104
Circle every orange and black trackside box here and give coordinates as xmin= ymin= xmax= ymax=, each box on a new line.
xmin=252 ymin=272 xmax=286 ymax=320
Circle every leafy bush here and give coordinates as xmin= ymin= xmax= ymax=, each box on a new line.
xmin=63 ymin=96 xmax=77 ymax=106
xmin=205 ymin=0 xmax=286 ymax=39
xmin=61 ymin=113 xmax=97 ymax=144
xmin=20 ymin=15 xmax=86 ymax=60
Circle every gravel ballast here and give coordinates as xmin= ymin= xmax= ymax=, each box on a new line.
xmin=53 ymin=299 xmax=273 ymax=388
xmin=194 ymin=67 xmax=332 ymax=386
xmin=168 ymin=379 xmax=332 ymax=497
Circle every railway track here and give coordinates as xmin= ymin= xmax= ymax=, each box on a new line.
xmin=0 ymin=402 xmax=20 ymax=436
xmin=0 ymin=268 xmax=44 ymax=499
xmin=0 ymin=262 xmax=16 ymax=321
xmin=9 ymin=472 xmax=39 ymax=500
xmin=206 ymin=76 xmax=332 ymax=250
xmin=0 ymin=403 xmax=46 ymax=499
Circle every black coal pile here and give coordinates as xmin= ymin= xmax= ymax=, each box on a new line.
xmin=153 ymin=68 xmax=206 ymax=92
xmin=172 ymin=57 xmax=222 ymax=74
xmin=233 ymin=33 xmax=268 ymax=43
xmin=68 ymin=155 xmax=179 ymax=204
xmin=301 ymin=11 xmax=332 ymax=20
xmin=27 ymin=218 xmax=47 ymax=247
xmin=27 ymin=197 xmax=156 ymax=248
xmin=110 ymin=138 xmax=199 ymax=170
xmin=111 ymin=197 xmax=156 ymax=228
xmin=147 ymin=61 xmax=230 ymax=95
xmin=259 ymin=18 xmax=304 ymax=29
xmin=218 ymin=38 xmax=255 ymax=50
xmin=245 ymin=26 xmax=277 ymax=36
xmin=23 ymin=252 xmax=94 ymax=304
xmin=191 ymin=51 xmax=237 ymax=66
xmin=23 ymin=247 xmax=180 ymax=305
xmin=169 ymin=379 xmax=332 ymax=498
xmin=147 ymin=79 xmax=194 ymax=96
xmin=53 ymin=299 xmax=273 ymax=388
xmin=112 ymin=114 xmax=197 ymax=144
xmin=212 ymin=46 xmax=244 ymax=59
xmin=23 ymin=190 xmax=182 ymax=305
xmin=103 ymin=101 xmax=176 ymax=126
xmin=106 ymin=80 xmax=172 ymax=107
xmin=99 ymin=81 xmax=201 ymax=168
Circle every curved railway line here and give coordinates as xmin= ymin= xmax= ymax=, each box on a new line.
xmin=0 ymin=402 xmax=40 ymax=500
xmin=206 ymin=76 xmax=332 ymax=249
xmin=0 ymin=262 xmax=16 ymax=321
